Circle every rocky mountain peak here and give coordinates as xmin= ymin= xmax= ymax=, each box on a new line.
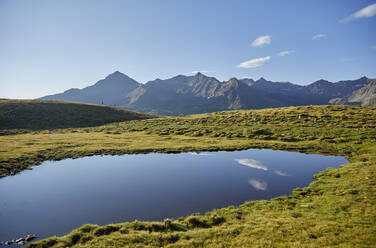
xmin=194 ymin=72 xmax=207 ymax=78
xmin=255 ymin=77 xmax=269 ymax=83
xmin=105 ymin=70 xmax=126 ymax=78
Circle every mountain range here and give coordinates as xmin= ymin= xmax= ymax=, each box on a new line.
xmin=40 ymin=71 xmax=376 ymax=115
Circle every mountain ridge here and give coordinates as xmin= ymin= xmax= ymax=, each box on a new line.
xmin=40 ymin=71 xmax=375 ymax=115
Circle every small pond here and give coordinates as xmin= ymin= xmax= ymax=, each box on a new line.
xmin=0 ymin=149 xmax=347 ymax=243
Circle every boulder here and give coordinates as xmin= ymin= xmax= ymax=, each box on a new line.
xmin=4 ymin=240 xmax=14 ymax=245
xmin=26 ymin=234 xmax=36 ymax=241
xmin=15 ymin=238 xmax=25 ymax=243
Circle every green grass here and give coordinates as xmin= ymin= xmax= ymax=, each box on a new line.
xmin=0 ymin=99 xmax=153 ymax=131
xmin=0 ymin=105 xmax=375 ymax=247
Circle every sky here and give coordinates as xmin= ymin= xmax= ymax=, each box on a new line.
xmin=0 ymin=0 xmax=375 ymax=99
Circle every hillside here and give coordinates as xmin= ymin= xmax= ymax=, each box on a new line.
xmin=40 ymin=71 xmax=375 ymax=115
xmin=40 ymin=71 xmax=141 ymax=106
xmin=348 ymin=79 xmax=376 ymax=106
xmin=0 ymin=105 xmax=373 ymax=247
xmin=0 ymin=99 xmax=153 ymax=130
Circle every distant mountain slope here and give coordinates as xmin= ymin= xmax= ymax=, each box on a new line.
xmin=126 ymin=73 xmax=282 ymax=115
xmin=41 ymin=71 xmax=140 ymax=106
xmin=127 ymin=74 xmax=198 ymax=115
xmin=0 ymin=99 xmax=153 ymax=130
xmin=347 ymin=79 xmax=376 ymax=106
xmin=329 ymin=78 xmax=376 ymax=106
xmin=39 ymin=71 xmax=376 ymax=115
xmin=301 ymin=77 xmax=369 ymax=104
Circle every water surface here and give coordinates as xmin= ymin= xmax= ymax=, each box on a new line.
xmin=0 ymin=149 xmax=347 ymax=242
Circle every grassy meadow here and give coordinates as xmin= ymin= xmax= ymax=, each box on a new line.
xmin=0 ymin=103 xmax=375 ymax=247
xmin=0 ymin=99 xmax=153 ymax=131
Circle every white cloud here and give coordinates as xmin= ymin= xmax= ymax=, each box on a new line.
xmin=313 ymin=34 xmax=327 ymax=40
xmin=248 ymin=179 xmax=267 ymax=191
xmin=251 ymin=35 xmax=271 ymax=47
xmin=340 ymin=3 xmax=376 ymax=23
xmin=277 ymin=50 xmax=295 ymax=56
xmin=236 ymin=56 xmax=271 ymax=69
xmin=190 ymin=70 xmax=215 ymax=75
xmin=189 ymin=152 xmax=211 ymax=156
xmin=235 ymin=158 xmax=268 ymax=171
xmin=274 ymin=170 xmax=289 ymax=176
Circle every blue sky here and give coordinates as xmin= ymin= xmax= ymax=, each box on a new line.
xmin=0 ymin=0 xmax=375 ymax=99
